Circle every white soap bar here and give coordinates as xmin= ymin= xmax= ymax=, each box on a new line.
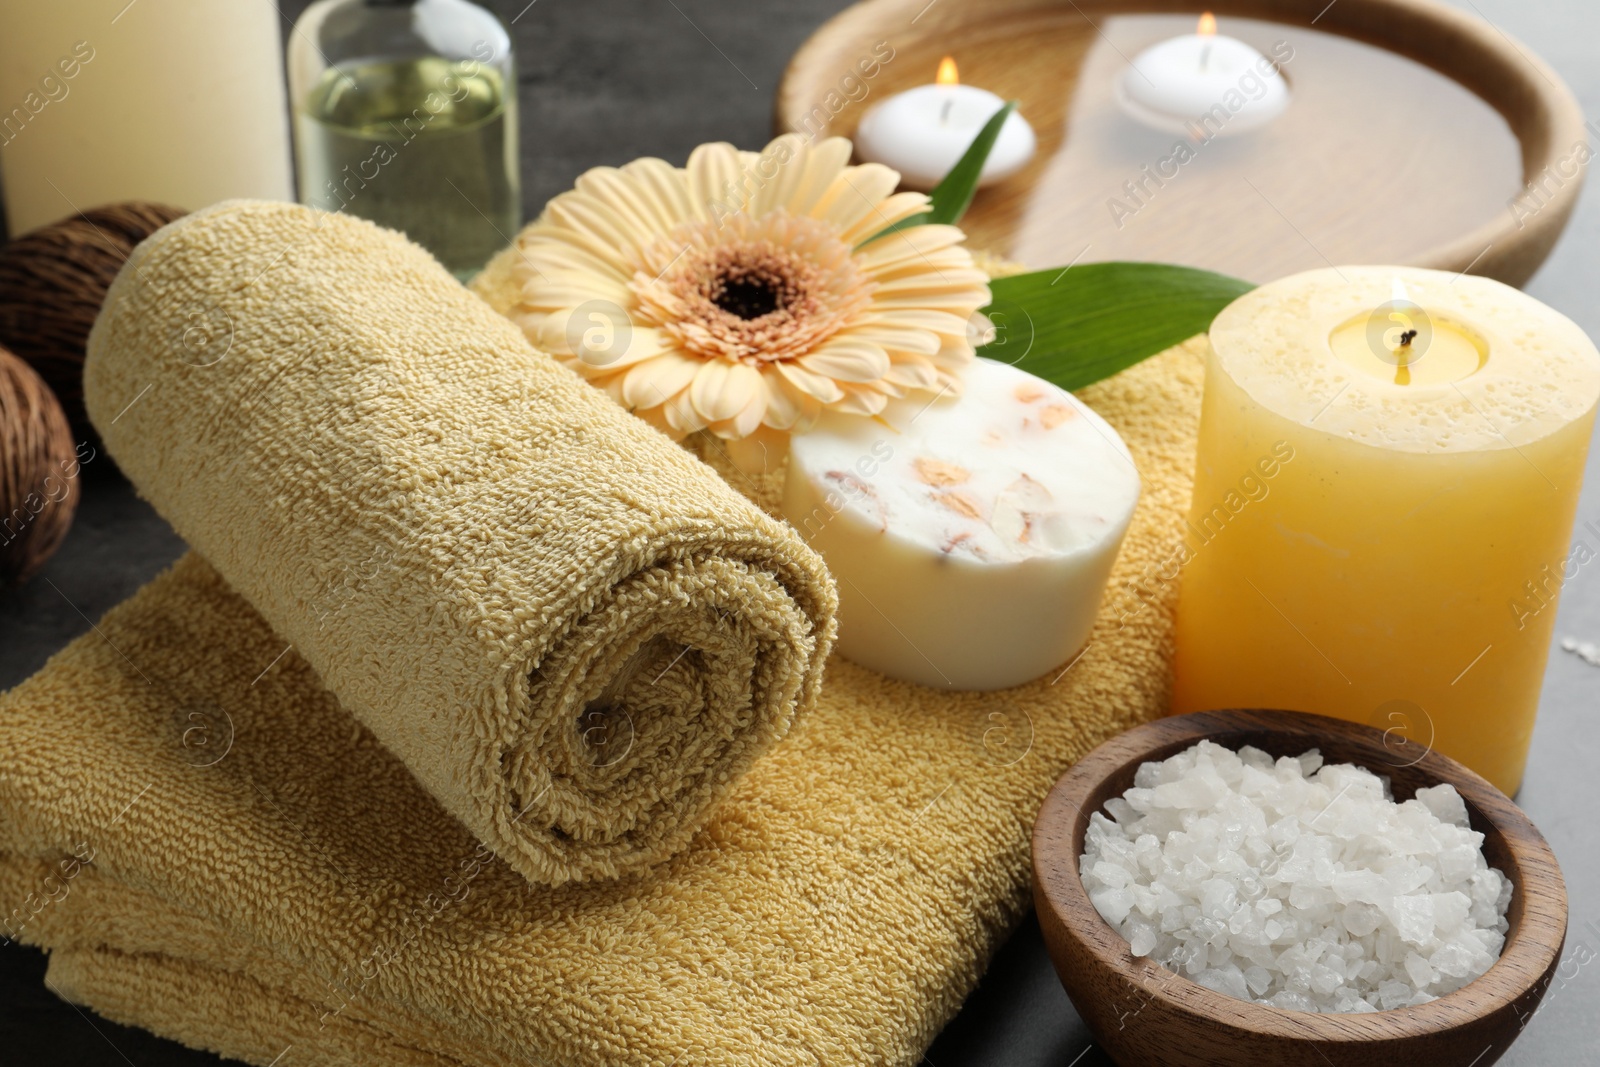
xmin=782 ymin=357 xmax=1141 ymax=690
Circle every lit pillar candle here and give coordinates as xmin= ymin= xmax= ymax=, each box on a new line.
xmin=1118 ymin=12 xmax=1289 ymax=136
xmin=1173 ymin=267 xmax=1600 ymax=795
xmin=782 ymin=357 xmax=1140 ymax=690
xmin=0 ymin=0 xmax=292 ymax=234
xmin=853 ymin=57 xmax=1036 ymax=191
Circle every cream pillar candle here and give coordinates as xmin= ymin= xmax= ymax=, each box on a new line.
xmin=782 ymin=357 xmax=1141 ymax=690
xmin=1173 ymin=266 xmax=1600 ymax=795
xmin=0 ymin=0 xmax=292 ymax=235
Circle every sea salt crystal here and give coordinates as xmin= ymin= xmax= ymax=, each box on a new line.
xmin=1079 ymin=740 xmax=1511 ymax=1013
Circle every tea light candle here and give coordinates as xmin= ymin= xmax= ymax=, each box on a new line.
xmin=854 ymin=57 xmax=1036 ymax=191
xmin=1118 ymin=13 xmax=1289 ymax=136
xmin=1173 ymin=267 xmax=1600 ymax=795
xmin=782 ymin=357 xmax=1140 ymax=690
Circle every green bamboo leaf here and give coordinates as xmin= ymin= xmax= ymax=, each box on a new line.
xmin=923 ymin=99 xmax=1017 ymax=225
xmin=861 ymin=100 xmax=1018 ymax=244
xmin=978 ymin=262 xmax=1255 ymax=391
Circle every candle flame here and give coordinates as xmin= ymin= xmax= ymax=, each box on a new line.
xmin=1392 ymin=277 xmax=1411 ymax=304
xmin=936 ymin=56 xmax=959 ymax=86
xmin=1197 ymin=11 xmax=1217 ymax=36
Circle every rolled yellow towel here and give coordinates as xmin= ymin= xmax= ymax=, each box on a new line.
xmin=0 ymin=331 xmax=1204 ymax=1066
xmin=81 ymin=200 xmax=836 ymax=885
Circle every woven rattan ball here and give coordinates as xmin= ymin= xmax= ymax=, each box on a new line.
xmin=0 ymin=201 xmax=187 ymax=438
xmin=0 ymin=345 xmax=83 ymax=586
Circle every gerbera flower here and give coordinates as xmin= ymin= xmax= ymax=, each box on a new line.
xmin=507 ymin=134 xmax=991 ymax=444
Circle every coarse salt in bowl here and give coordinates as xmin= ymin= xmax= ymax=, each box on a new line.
xmin=1078 ymin=739 xmax=1512 ymax=1014
xmin=1031 ymin=709 xmax=1568 ymax=1067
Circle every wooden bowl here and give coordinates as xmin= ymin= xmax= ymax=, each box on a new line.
xmin=1031 ymin=709 xmax=1567 ymax=1067
xmin=777 ymin=0 xmax=1585 ymax=286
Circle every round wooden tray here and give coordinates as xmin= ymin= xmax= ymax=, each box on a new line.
xmin=777 ymin=0 xmax=1585 ymax=286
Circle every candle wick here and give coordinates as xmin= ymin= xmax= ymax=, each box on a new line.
xmin=940 ymin=98 xmax=953 ymax=125
xmin=1393 ymin=328 xmax=1419 ymax=385
xmin=1200 ymin=42 xmax=1212 ymax=71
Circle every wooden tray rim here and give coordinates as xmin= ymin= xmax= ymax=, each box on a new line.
xmin=776 ymin=0 xmax=1587 ymax=287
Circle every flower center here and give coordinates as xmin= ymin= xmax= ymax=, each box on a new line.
xmin=627 ymin=212 xmax=873 ymax=366
xmin=711 ymin=273 xmax=783 ymax=320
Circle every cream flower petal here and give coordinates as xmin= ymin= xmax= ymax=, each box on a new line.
xmin=575 ymin=166 xmax=675 ymax=239
xmin=516 ymin=238 xmax=628 ymax=283
xmin=622 ymin=352 xmax=701 ymax=409
xmin=872 ymin=290 xmax=991 ymax=310
xmin=717 ymin=377 xmax=769 ymax=440
xmin=928 ymin=342 xmax=979 ymax=371
xmin=872 ymin=269 xmax=991 ymax=296
xmin=660 ymin=385 xmax=707 ymax=435
xmin=523 ymin=221 xmax=630 ymax=274
xmin=858 ymin=308 xmax=974 ymax=337
xmin=839 ymin=191 xmax=931 ymax=245
xmin=776 ymin=360 xmax=846 ymax=404
xmin=521 ymin=277 xmax=635 ymax=313
xmin=882 ymin=357 xmax=941 ymax=391
xmin=798 ymin=338 xmax=890 ymax=383
xmin=865 ymin=248 xmax=976 ymax=283
xmin=537 ymin=313 xmax=666 ymax=370
xmin=751 ymin=134 xmax=810 ymax=217
xmin=759 ymin=366 xmax=815 ymax=430
xmin=837 ymin=324 xmax=942 ymax=356
xmin=857 ymin=225 xmax=971 ymax=272
xmin=686 ymin=142 xmax=743 ymax=222
xmin=623 ymin=157 xmax=696 ymax=231
xmin=785 ymin=137 xmax=853 ymax=217
xmin=544 ymin=197 xmax=638 ymax=265
xmin=832 ymin=382 xmax=891 ymax=416
xmin=808 ymin=163 xmax=901 ymax=232
xmin=690 ymin=359 xmax=763 ymax=423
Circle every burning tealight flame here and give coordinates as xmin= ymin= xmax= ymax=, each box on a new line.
xmin=1197 ymin=11 xmax=1217 ymax=36
xmin=936 ymin=55 xmax=959 ymax=86
xmin=1388 ymin=277 xmax=1420 ymax=383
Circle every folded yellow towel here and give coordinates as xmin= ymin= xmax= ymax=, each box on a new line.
xmin=79 ymin=201 xmax=836 ymax=887
xmin=0 ymin=214 xmax=1205 ymax=1065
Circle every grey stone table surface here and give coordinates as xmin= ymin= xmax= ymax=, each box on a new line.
xmin=2 ymin=1 xmax=1597 ymax=1065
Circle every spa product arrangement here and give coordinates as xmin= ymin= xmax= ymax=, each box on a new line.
xmin=1080 ymin=741 xmax=1511 ymax=1013
xmin=782 ymin=355 xmax=1140 ymax=689
xmin=0 ymin=193 xmax=1201 ymax=1065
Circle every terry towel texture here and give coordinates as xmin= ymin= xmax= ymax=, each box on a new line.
xmin=78 ymin=200 xmax=837 ymax=886
xmin=0 ymin=221 xmax=1207 ymax=1065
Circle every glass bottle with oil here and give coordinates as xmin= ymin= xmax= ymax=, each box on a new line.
xmin=288 ymin=0 xmax=520 ymax=280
